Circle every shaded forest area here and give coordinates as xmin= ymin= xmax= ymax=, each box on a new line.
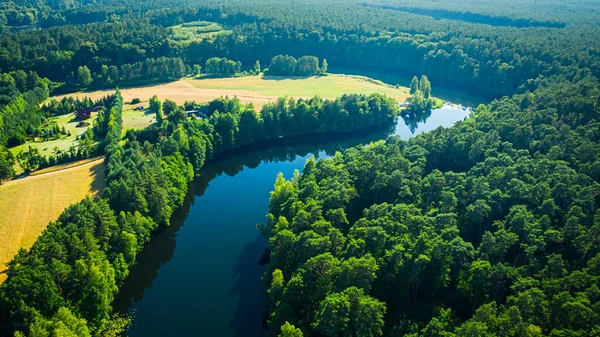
xmin=361 ymin=4 xmax=566 ymax=28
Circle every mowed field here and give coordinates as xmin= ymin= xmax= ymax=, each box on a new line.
xmin=0 ymin=158 xmax=105 ymax=282
xmin=53 ymin=74 xmax=410 ymax=110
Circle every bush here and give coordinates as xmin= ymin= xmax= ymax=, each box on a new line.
xmin=130 ymin=98 xmax=141 ymax=104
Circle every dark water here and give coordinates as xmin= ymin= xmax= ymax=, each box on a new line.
xmin=112 ymin=105 xmax=470 ymax=337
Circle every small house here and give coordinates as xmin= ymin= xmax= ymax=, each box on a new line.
xmin=76 ymin=108 xmax=92 ymax=120
xmin=186 ymin=110 xmax=200 ymax=118
xmin=198 ymin=106 xmax=209 ymax=118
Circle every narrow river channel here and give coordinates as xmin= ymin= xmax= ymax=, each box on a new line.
xmin=113 ymin=103 xmax=472 ymax=337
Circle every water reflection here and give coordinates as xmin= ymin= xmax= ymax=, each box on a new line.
xmin=113 ymin=104 xmax=471 ymax=337
xmin=112 ymin=128 xmax=395 ymax=337
xmin=401 ymin=109 xmax=434 ymax=133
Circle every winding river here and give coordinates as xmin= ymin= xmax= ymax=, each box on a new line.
xmin=113 ymin=97 xmax=478 ymax=336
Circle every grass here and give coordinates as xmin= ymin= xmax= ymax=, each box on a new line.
xmin=51 ymin=73 xmax=411 ymax=110
xmin=9 ymin=113 xmax=97 ymax=158
xmin=185 ymin=74 xmax=410 ymax=101
xmin=169 ymin=20 xmax=230 ymax=44
xmin=31 ymin=156 xmax=104 ymax=176
xmin=122 ymin=105 xmax=157 ymax=131
xmin=0 ymin=158 xmax=105 ymax=283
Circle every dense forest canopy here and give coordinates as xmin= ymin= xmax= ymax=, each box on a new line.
xmin=1 ymin=0 xmax=600 ymax=95
xmin=0 ymin=0 xmax=599 ymax=336
xmin=261 ymin=76 xmax=600 ymax=337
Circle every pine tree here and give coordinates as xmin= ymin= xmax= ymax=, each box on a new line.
xmin=410 ymin=76 xmax=419 ymax=95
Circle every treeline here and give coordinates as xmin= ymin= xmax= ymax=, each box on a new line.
xmin=260 ymin=75 xmax=600 ymax=336
xmin=66 ymin=57 xmax=187 ymax=91
xmin=0 ymin=92 xmax=399 ymax=336
xmin=2 ymin=5 xmax=598 ymax=97
xmin=203 ymin=57 xmax=242 ymax=77
xmin=265 ymin=55 xmax=326 ymax=77
xmin=0 ymin=20 xmax=170 ymax=82
xmin=0 ymin=0 xmax=123 ymax=29
xmin=43 ymin=96 xmax=96 ymax=116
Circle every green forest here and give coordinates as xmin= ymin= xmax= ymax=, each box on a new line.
xmin=0 ymin=0 xmax=599 ymax=336
xmin=261 ymin=78 xmax=600 ymax=336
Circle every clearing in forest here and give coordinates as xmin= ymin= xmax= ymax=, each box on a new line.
xmin=52 ymin=74 xmax=410 ymax=110
xmin=169 ymin=20 xmax=230 ymax=43
xmin=9 ymin=106 xmax=153 ymax=163
xmin=0 ymin=157 xmax=105 ymax=283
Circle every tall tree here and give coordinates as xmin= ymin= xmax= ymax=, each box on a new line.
xmin=321 ymin=59 xmax=328 ymax=74
xmin=149 ymin=95 xmax=163 ymax=126
xmin=255 ymin=60 xmax=261 ymax=74
xmin=419 ymin=75 xmax=431 ymax=99
xmin=77 ymin=66 xmax=92 ymax=88
xmin=410 ymin=76 xmax=419 ymax=95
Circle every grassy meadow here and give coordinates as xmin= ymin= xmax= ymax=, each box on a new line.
xmin=0 ymin=158 xmax=105 ymax=283
xmin=9 ymin=113 xmax=96 ymax=158
xmin=169 ymin=20 xmax=230 ymax=44
xmin=52 ymin=73 xmax=410 ymax=110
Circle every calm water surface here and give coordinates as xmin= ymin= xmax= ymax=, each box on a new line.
xmin=113 ymin=105 xmax=470 ymax=337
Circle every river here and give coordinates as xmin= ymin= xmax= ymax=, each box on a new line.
xmin=112 ymin=104 xmax=472 ymax=337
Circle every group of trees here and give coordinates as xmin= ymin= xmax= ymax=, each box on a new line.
xmin=260 ymin=75 xmax=600 ymax=336
xmin=74 ymin=57 xmax=187 ymax=90
xmin=42 ymin=96 xmax=95 ymax=116
xmin=265 ymin=55 xmax=327 ymax=77
xmin=404 ymin=75 xmax=439 ymax=117
xmin=0 ymin=91 xmax=400 ymax=336
xmin=0 ymin=70 xmax=52 ymax=179
xmin=0 ymin=71 xmax=51 ymax=147
xmin=203 ymin=57 xmax=242 ymax=77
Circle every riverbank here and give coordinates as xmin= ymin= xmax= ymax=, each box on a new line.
xmin=113 ymin=104 xmax=471 ymax=337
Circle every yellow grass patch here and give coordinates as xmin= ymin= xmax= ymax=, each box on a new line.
xmin=0 ymin=158 xmax=105 ymax=283
xmin=52 ymin=74 xmax=410 ymax=110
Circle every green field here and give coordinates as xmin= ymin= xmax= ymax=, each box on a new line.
xmin=184 ymin=74 xmax=411 ymax=101
xmin=169 ymin=20 xmax=230 ymax=44
xmin=121 ymin=104 xmax=157 ymax=131
xmin=52 ymin=73 xmax=412 ymax=110
xmin=9 ymin=113 xmax=97 ymax=158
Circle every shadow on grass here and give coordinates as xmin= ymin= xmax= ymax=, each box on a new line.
xmin=89 ymin=160 xmax=106 ymax=195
